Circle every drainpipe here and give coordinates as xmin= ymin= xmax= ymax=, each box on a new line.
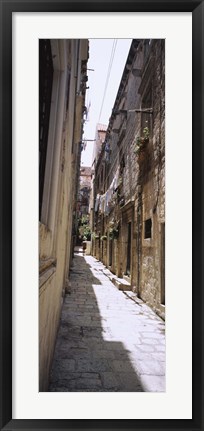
xmin=48 ymin=41 xmax=67 ymax=235
xmin=137 ymin=185 xmax=142 ymax=296
xmin=72 ymin=40 xmax=84 ymax=255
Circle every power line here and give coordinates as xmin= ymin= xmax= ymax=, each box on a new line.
xmin=98 ymin=39 xmax=118 ymax=124
xmin=96 ymin=104 xmax=164 ymax=192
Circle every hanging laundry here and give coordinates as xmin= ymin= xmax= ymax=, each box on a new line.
xmin=105 ymin=142 xmax=110 ymax=153
xmin=105 ymin=191 xmax=110 ymax=215
xmin=105 ymin=142 xmax=111 ymax=162
xmin=115 ymin=166 xmax=120 ymax=189
xmin=101 ymin=194 xmax=106 ymax=214
xmin=94 ymin=194 xmax=100 ymax=212
xmin=99 ymin=196 xmax=102 ymax=213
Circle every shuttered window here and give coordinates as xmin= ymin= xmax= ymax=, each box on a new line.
xmin=39 ymin=39 xmax=53 ymax=218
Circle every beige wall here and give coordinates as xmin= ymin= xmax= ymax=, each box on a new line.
xmin=39 ymin=39 xmax=89 ymax=391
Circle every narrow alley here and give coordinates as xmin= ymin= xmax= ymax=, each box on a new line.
xmin=39 ymin=39 xmax=166 ymax=393
xmin=49 ymin=248 xmax=165 ymax=392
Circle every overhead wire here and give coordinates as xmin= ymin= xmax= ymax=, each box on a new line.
xmin=97 ymin=104 xmax=164 ymax=192
xmin=95 ymin=40 xmax=164 ymax=195
xmin=98 ymin=39 xmax=118 ymax=124
xmin=83 ymin=40 xmax=117 ymax=160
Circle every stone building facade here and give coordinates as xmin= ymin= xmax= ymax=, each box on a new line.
xmin=39 ymin=39 xmax=89 ymax=390
xmin=89 ymin=123 xmax=107 ymax=253
xmin=92 ymin=39 xmax=165 ymax=319
xmin=78 ymin=166 xmax=92 ymax=217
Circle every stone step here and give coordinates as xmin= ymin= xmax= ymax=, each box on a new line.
xmin=112 ymin=277 xmax=132 ymax=291
xmin=102 ymin=269 xmax=132 ymax=291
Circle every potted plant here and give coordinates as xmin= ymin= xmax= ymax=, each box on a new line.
xmin=109 ymin=220 xmax=115 ymax=228
xmin=109 ymin=227 xmax=119 ymax=240
xmin=92 ymin=232 xmax=100 ymax=240
xmin=118 ymin=176 xmax=123 ymax=187
xmin=119 ymin=197 xmax=125 ymax=207
xmin=134 ymin=126 xmax=149 ymax=156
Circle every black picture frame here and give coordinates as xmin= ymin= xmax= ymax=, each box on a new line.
xmin=0 ymin=1 xmax=203 ymax=430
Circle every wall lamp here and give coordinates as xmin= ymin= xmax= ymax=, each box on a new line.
xmin=113 ymin=108 xmax=153 ymax=115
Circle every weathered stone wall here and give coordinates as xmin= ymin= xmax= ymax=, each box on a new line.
xmin=39 ymin=39 xmax=89 ymax=390
xmin=92 ymin=39 xmax=165 ymax=320
xmin=137 ymin=40 xmax=165 ymax=318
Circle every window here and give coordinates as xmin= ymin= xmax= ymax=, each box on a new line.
xmin=160 ymin=223 xmax=165 ymax=305
xmin=144 ymin=218 xmax=152 ymax=239
xmin=109 ymin=237 xmax=112 ymax=267
xmin=143 ymin=39 xmax=151 ymax=63
xmin=141 ymin=87 xmax=152 ymax=136
xmin=100 ymin=167 xmax=104 ymax=192
xmin=126 ymin=222 xmax=132 ymax=275
xmin=65 ymin=68 xmax=71 ymax=115
xmin=39 ymin=39 xmax=53 ymax=218
xmin=119 ymin=150 xmax=125 ymax=174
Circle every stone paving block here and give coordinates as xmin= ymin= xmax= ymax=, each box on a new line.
xmin=133 ymin=344 xmax=155 ymax=353
xmin=141 ymin=338 xmax=162 ymax=345
xmin=50 ymin=374 xmax=81 ymax=387
xmin=76 ymin=318 xmax=92 ymax=326
xmin=49 ymin=252 xmax=165 ymax=392
xmin=134 ymin=325 xmax=159 ymax=332
xmin=117 ymin=372 xmax=143 ymax=392
xmin=50 ymin=359 xmax=76 ymax=382
xmin=91 ymin=316 xmax=101 ymax=321
xmin=128 ymin=350 xmax=156 ymax=362
xmin=154 ymin=344 xmax=166 ymax=352
xmin=76 ymin=358 xmax=111 ymax=373
xmin=112 ymin=360 xmax=137 ymax=373
xmin=123 ymin=338 xmax=143 ymax=350
xmin=50 ymin=386 xmax=70 ymax=392
xmin=134 ymin=359 xmax=165 ymax=376
xmin=86 ymin=339 xmax=106 ymax=349
xmin=140 ymin=331 xmax=165 ymax=339
xmin=150 ymin=352 xmax=166 ymax=362
xmin=75 ymin=376 xmax=102 ymax=390
xmin=101 ymin=372 xmax=119 ymax=390
xmin=89 ymin=321 xmax=102 ymax=327
xmin=59 ymin=340 xmax=88 ymax=350
xmin=58 ymin=348 xmax=92 ymax=361
xmin=112 ymin=350 xmax=132 ymax=361
xmin=82 ymin=328 xmax=102 ymax=338
xmin=104 ymin=341 xmax=129 ymax=352
xmin=92 ymin=349 xmax=115 ymax=360
xmin=140 ymin=374 xmax=166 ymax=392
xmin=55 ymin=372 xmax=102 ymax=391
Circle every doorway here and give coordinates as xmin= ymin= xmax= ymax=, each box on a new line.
xmin=160 ymin=223 xmax=165 ymax=305
xmin=109 ymin=238 xmax=112 ymax=267
xmin=126 ymin=222 xmax=132 ymax=275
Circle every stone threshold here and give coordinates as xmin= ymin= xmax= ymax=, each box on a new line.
xmin=100 ymin=261 xmax=165 ymax=320
xmin=102 ymin=268 xmax=132 ymax=291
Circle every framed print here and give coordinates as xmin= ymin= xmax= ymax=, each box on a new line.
xmin=0 ymin=0 xmax=203 ymax=430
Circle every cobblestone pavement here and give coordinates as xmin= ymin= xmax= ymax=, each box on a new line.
xmin=49 ymin=250 xmax=165 ymax=392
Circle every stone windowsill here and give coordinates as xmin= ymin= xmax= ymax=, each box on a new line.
xmin=39 ymin=258 xmax=57 ymax=293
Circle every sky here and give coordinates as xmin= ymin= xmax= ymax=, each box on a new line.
xmin=81 ymin=39 xmax=132 ymax=167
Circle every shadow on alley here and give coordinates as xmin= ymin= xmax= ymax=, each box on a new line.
xmin=49 ymin=249 xmax=165 ymax=392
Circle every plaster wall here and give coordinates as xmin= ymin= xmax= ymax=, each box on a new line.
xmin=39 ymin=39 xmax=89 ymax=390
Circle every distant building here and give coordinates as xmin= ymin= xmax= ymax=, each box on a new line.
xmin=78 ymin=166 xmax=92 ymax=216
xmin=92 ymin=39 xmax=165 ymax=319
xmin=92 ymin=123 xmax=107 ymax=168
xmin=89 ymin=124 xmax=107 ymax=246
